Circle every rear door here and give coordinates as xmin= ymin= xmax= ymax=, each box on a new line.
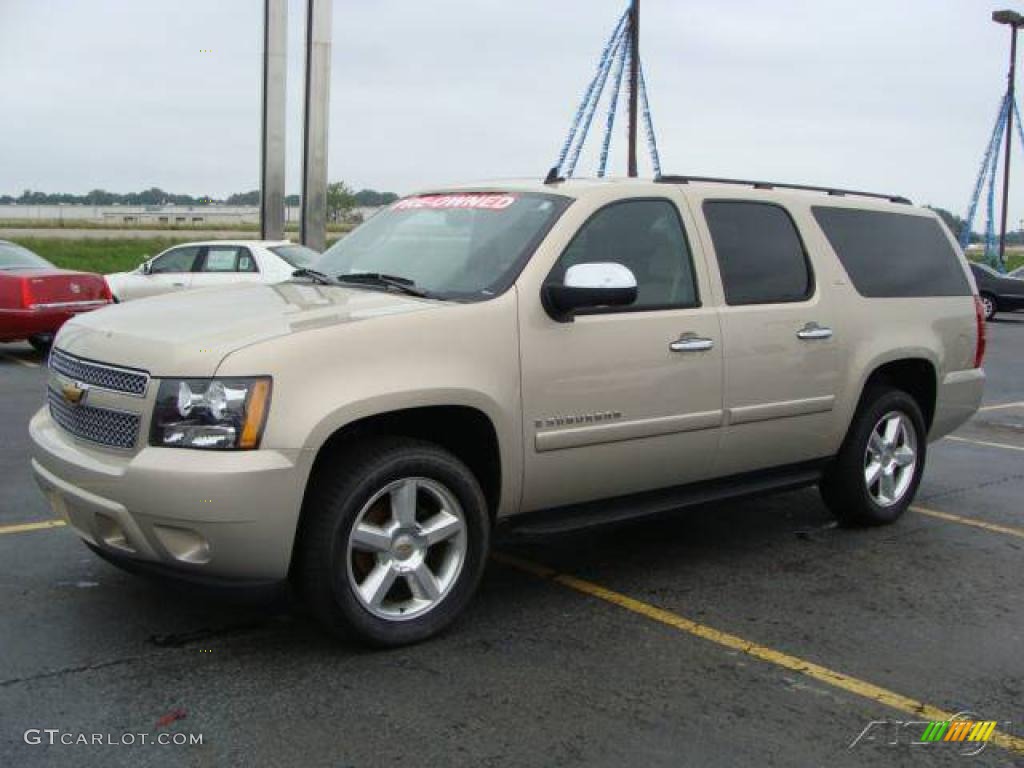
xmin=190 ymin=246 xmax=262 ymax=290
xmin=693 ymin=198 xmax=841 ymax=476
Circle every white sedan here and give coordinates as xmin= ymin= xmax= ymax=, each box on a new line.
xmin=105 ymin=240 xmax=320 ymax=301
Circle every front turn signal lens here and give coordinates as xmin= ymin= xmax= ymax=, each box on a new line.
xmin=239 ymin=379 xmax=272 ymax=449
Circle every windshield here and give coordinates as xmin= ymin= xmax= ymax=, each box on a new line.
xmin=270 ymin=244 xmax=320 ymax=269
xmin=313 ymin=192 xmax=569 ymax=299
xmin=0 ymin=242 xmax=53 ymax=270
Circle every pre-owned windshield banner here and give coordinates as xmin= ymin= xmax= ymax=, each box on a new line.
xmin=392 ymin=194 xmax=517 ymax=211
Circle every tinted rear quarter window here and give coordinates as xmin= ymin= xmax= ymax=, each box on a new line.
xmin=812 ymin=207 xmax=970 ymax=297
xmin=703 ymin=201 xmax=812 ymax=305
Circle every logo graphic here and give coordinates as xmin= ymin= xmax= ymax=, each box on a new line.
xmin=921 ymin=719 xmax=997 ymax=744
xmin=69 ymin=282 xmax=81 ymax=295
xmin=849 ymin=712 xmax=1004 ymax=757
xmin=61 ymin=381 xmax=88 ymax=406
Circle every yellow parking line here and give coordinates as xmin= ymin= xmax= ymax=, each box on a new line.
xmin=979 ymin=400 xmax=1024 ymax=412
xmin=0 ymin=519 xmax=66 ymax=536
xmin=945 ymin=435 xmax=1024 ymax=453
xmin=911 ymin=505 xmax=1024 ymax=540
xmin=0 ymin=353 xmax=40 ymax=369
xmin=493 ymin=552 xmax=1024 ymax=756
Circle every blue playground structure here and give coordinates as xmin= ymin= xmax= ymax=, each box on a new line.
xmin=960 ymin=92 xmax=1024 ymax=272
xmin=550 ymin=2 xmax=660 ymax=180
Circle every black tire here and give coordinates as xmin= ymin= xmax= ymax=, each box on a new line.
xmin=820 ymin=386 xmax=927 ymax=527
xmin=980 ymin=292 xmax=997 ymax=321
xmin=28 ymin=334 xmax=53 ymax=353
xmin=297 ymin=437 xmax=490 ymax=647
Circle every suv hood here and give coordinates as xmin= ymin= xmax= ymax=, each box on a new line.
xmin=56 ymin=282 xmax=443 ymax=376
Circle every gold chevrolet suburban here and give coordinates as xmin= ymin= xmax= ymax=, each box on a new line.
xmin=30 ymin=177 xmax=986 ymax=646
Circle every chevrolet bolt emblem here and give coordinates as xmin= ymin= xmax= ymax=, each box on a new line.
xmin=61 ymin=382 xmax=88 ymax=406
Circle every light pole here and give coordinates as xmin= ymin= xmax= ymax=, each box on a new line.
xmin=993 ymin=10 xmax=1024 ymax=267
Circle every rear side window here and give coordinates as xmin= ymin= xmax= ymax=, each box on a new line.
xmin=703 ymin=201 xmax=812 ymax=305
xmin=812 ymin=207 xmax=970 ymax=297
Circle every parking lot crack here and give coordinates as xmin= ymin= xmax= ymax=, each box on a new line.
xmin=0 ymin=655 xmax=143 ymax=688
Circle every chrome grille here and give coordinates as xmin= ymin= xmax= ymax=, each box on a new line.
xmin=49 ymin=348 xmax=149 ymax=397
xmin=48 ymin=389 xmax=141 ymax=450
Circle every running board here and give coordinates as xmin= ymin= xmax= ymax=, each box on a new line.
xmin=505 ymin=461 xmax=827 ymax=536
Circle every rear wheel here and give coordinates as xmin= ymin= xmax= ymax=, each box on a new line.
xmin=820 ymin=386 xmax=926 ymax=527
xmin=980 ymin=292 xmax=997 ymax=321
xmin=298 ymin=438 xmax=490 ymax=647
xmin=28 ymin=334 xmax=53 ymax=353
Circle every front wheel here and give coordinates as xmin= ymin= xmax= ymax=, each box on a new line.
xmin=820 ymin=386 xmax=926 ymax=527
xmin=298 ymin=438 xmax=490 ymax=647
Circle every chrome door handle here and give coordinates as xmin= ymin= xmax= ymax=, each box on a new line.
xmin=797 ymin=322 xmax=833 ymax=340
xmin=172 ymin=282 xmax=186 ymax=288
xmin=670 ymin=334 xmax=714 ymax=352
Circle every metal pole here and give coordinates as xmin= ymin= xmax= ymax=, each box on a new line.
xmin=999 ymin=21 xmax=1019 ymax=268
xmin=259 ymin=0 xmax=287 ymax=241
xmin=300 ymin=0 xmax=333 ymax=252
xmin=627 ymin=0 xmax=639 ymax=177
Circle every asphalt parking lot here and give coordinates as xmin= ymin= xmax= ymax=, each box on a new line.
xmin=1 ymin=318 xmax=1022 ymax=768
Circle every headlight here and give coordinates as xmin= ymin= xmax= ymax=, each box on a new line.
xmin=151 ymin=377 xmax=272 ymax=450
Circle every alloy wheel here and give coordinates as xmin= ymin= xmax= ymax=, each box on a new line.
xmin=345 ymin=477 xmax=467 ymax=621
xmin=863 ymin=411 xmax=917 ymax=507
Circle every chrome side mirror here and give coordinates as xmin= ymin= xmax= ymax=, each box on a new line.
xmin=543 ymin=262 xmax=638 ymax=322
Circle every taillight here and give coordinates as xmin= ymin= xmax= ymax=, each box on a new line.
xmin=100 ymin=278 xmax=113 ymax=302
xmin=20 ymin=278 xmax=34 ymax=309
xmin=973 ymin=296 xmax=987 ymax=368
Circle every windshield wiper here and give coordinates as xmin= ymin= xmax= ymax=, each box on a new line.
xmin=336 ymin=272 xmax=432 ymax=298
xmin=291 ymin=268 xmax=338 ymax=285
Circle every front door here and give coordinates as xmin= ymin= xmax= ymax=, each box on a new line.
xmin=518 ymin=196 xmax=724 ymax=512
xmin=132 ymin=245 xmax=200 ymax=299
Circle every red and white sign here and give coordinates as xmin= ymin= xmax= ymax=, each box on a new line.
xmin=392 ymin=194 xmax=518 ymax=211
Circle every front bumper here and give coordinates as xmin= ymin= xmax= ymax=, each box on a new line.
xmin=29 ymin=406 xmax=309 ymax=582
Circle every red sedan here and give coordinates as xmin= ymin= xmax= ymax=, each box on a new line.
xmin=0 ymin=240 xmax=112 ymax=352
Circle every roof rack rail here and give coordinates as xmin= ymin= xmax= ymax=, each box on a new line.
xmin=654 ymin=175 xmax=912 ymax=205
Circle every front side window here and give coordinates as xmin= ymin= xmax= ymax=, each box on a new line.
xmin=149 ymin=246 xmax=200 ymax=274
xmin=548 ymin=199 xmax=699 ymax=310
xmin=703 ymin=201 xmax=812 ymax=305
xmin=315 ymin=192 xmax=569 ymax=300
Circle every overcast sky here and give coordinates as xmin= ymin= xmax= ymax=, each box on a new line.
xmin=0 ymin=0 xmax=1020 ymax=220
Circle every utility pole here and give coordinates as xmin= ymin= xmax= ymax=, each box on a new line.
xmin=993 ymin=10 xmax=1024 ymax=268
xmin=627 ymin=0 xmax=639 ymax=177
xmin=259 ymin=0 xmax=287 ymax=241
xmin=300 ymin=0 xmax=333 ymax=252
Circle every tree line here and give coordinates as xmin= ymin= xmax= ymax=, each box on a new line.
xmin=1 ymin=186 xmax=399 ymax=209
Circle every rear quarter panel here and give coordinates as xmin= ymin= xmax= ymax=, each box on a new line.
xmin=803 ymin=205 xmax=979 ymax=444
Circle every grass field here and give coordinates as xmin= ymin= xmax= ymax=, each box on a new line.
xmin=8 ymin=236 xmax=343 ymax=274
xmin=11 ymin=237 xmax=193 ymax=273
xmin=0 ymin=219 xmax=353 ymax=233
xmin=7 ymin=234 xmax=1024 ymax=277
